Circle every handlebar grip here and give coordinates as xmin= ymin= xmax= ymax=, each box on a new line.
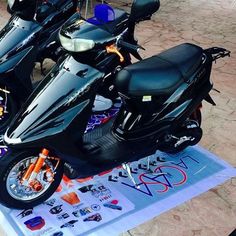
xmin=118 ymin=40 xmax=139 ymax=53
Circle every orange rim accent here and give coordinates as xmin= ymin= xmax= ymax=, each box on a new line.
xmin=29 ymin=180 xmax=43 ymax=192
xmin=106 ymin=44 xmax=125 ymax=62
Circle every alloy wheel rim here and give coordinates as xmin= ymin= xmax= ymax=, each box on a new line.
xmin=6 ymin=156 xmax=55 ymax=201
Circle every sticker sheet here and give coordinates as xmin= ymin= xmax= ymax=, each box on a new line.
xmin=0 ymin=146 xmax=235 ymax=236
xmin=9 ymin=180 xmax=134 ymax=236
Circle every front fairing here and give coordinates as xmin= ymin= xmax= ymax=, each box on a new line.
xmin=0 ymin=15 xmax=41 ymax=67
xmin=5 ymin=56 xmax=104 ymax=144
xmin=60 ymin=12 xmax=114 ymax=44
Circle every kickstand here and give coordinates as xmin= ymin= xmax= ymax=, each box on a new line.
xmin=145 ymin=156 xmax=168 ymax=177
xmin=122 ymin=163 xmax=140 ymax=189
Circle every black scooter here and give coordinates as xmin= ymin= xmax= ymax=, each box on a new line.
xmin=0 ymin=0 xmax=78 ymax=133
xmin=0 ymin=0 xmax=230 ymax=209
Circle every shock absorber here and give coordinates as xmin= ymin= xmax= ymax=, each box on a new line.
xmin=22 ymin=148 xmax=49 ymax=189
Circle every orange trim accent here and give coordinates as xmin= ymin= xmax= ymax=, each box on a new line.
xmin=29 ymin=180 xmax=43 ymax=192
xmin=76 ymin=176 xmax=93 ymax=183
xmin=42 ymin=148 xmax=49 ymax=156
xmin=22 ymin=163 xmax=35 ymax=181
xmin=33 ymin=157 xmax=46 ymax=174
xmin=98 ymin=169 xmax=113 ymax=176
xmin=32 ymin=148 xmax=49 ymax=174
xmin=62 ymin=175 xmax=74 ymax=187
xmin=62 ymin=174 xmax=72 ymax=183
xmin=106 ymin=44 xmax=125 ymax=62
xmin=61 ymin=192 xmax=80 ymax=205
xmin=56 ymin=184 xmax=62 ymax=192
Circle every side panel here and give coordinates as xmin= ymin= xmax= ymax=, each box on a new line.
xmin=113 ymin=54 xmax=213 ymax=140
xmin=6 ymin=56 xmax=104 ymax=148
xmin=0 ymin=16 xmax=41 ymax=61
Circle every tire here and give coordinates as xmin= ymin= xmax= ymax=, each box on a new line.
xmin=0 ymin=89 xmax=18 ymax=134
xmin=0 ymin=149 xmax=64 ymax=209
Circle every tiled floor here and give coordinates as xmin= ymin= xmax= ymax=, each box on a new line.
xmin=0 ymin=1 xmax=235 ymax=236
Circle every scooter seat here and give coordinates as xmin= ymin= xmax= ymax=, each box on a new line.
xmin=116 ymin=43 xmax=203 ymax=96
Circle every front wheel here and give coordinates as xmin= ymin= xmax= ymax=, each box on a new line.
xmin=0 ymin=150 xmax=64 ymax=209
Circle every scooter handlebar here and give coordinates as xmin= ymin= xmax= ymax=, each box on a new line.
xmin=117 ymin=39 xmax=140 ymax=53
xmin=117 ymin=39 xmax=144 ymax=61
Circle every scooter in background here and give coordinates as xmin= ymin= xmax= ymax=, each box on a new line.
xmin=0 ymin=0 xmax=78 ymax=133
xmin=0 ymin=0 xmax=230 ymax=209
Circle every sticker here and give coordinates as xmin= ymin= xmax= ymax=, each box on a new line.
xmin=24 ymin=216 xmax=45 ymax=231
xmin=103 ymin=200 xmax=122 ymax=211
xmin=142 ymin=95 xmax=152 ymax=102
xmin=57 ymin=213 xmax=70 ymax=220
xmin=91 ymin=204 xmax=101 ymax=211
xmin=52 ymin=231 xmax=64 ymax=236
xmin=50 ymin=205 xmax=63 ymax=214
xmin=79 ymin=207 xmax=93 ymax=216
xmin=61 ymin=192 xmax=80 ymax=205
xmin=17 ymin=208 xmax=33 ymax=218
xmin=72 ymin=210 xmax=80 ymax=218
xmin=83 ymin=213 xmax=102 ymax=222
xmin=78 ymin=185 xmax=93 ymax=193
xmin=44 ymin=198 xmax=56 ymax=207
xmin=60 ymin=220 xmax=78 ymax=228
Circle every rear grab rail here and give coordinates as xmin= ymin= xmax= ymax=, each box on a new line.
xmin=204 ymin=47 xmax=231 ymax=62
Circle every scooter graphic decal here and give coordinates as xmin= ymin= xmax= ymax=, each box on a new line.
xmin=85 ymin=100 xmax=121 ymax=133
xmin=24 ymin=216 xmax=45 ymax=231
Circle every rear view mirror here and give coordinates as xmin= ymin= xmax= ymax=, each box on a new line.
xmin=129 ymin=0 xmax=160 ymax=22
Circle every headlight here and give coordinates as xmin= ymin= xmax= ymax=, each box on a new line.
xmin=59 ymin=34 xmax=95 ymax=52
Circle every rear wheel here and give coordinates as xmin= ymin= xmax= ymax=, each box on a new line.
xmin=0 ymin=150 xmax=64 ymax=209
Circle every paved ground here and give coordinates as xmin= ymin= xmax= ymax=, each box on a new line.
xmin=0 ymin=1 xmax=235 ymax=236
